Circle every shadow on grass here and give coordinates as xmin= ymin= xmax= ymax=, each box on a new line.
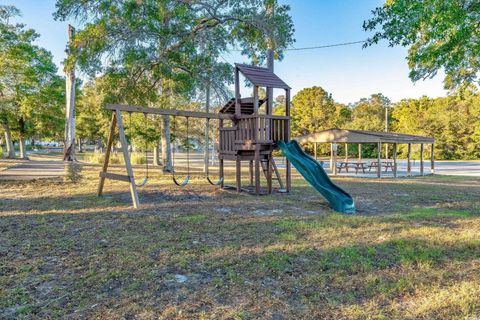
xmin=1 ymin=204 xmax=480 ymax=318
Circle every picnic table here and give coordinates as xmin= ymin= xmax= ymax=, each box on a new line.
xmin=368 ymin=161 xmax=395 ymax=172
xmin=337 ymin=161 xmax=367 ymax=174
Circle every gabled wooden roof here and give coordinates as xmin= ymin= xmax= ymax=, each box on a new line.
xmin=236 ymin=63 xmax=291 ymax=89
xmin=219 ymin=97 xmax=267 ymax=114
xmin=296 ymin=128 xmax=435 ymax=144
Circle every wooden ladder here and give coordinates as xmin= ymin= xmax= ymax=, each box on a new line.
xmin=260 ymin=158 xmax=285 ymax=190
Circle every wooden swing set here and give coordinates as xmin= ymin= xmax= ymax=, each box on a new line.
xmin=97 ymin=63 xmax=292 ymax=208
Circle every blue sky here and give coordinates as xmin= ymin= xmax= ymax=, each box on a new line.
xmin=9 ymin=0 xmax=448 ymax=104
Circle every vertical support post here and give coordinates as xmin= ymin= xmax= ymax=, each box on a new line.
xmin=358 ymin=144 xmax=362 ymax=162
xmin=431 ymin=143 xmax=435 ymax=174
xmin=345 ymin=143 xmax=348 ymax=162
xmin=235 ymin=67 xmax=241 ymax=116
xmin=253 ymin=86 xmax=259 ymax=115
xmin=420 ymin=143 xmax=424 ymax=176
xmin=255 ymin=147 xmax=261 ymax=195
xmin=393 ymin=143 xmax=397 ymax=178
xmin=236 ymin=159 xmax=241 ymax=192
xmin=377 ymin=142 xmax=382 ymax=178
xmin=330 ymin=143 xmax=334 ymax=169
xmin=385 ymin=106 xmax=389 ymax=159
xmin=267 ymin=156 xmax=273 ymax=194
xmin=98 ymin=112 xmax=117 ymax=196
xmin=219 ymin=119 xmax=224 ymax=188
xmin=314 ymin=143 xmax=317 ymax=160
xmin=116 ymin=109 xmax=140 ymax=208
xmin=249 ymin=160 xmax=254 ymax=185
xmin=285 ymin=89 xmax=291 ymax=192
xmin=333 ymin=144 xmax=337 ymax=176
xmin=407 ymin=143 xmax=412 ymax=176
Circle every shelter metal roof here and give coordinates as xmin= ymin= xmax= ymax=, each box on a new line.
xmin=235 ymin=63 xmax=291 ymax=89
xmin=296 ymin=128 xmax=435 ymax=144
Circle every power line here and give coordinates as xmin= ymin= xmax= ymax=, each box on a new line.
xmin=285 ymin=40 xmax=367 ymax=51
xmin=220 ymin=40 xmax=368 ymax=65
xmin=230 ymin=40 xmax=367 ymax=52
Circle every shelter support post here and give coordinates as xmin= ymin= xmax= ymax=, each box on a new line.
xmin=407 ymin=143 xmax=412 ymax=176
xmin=377 ymin=142 xmax=382 ymax=178
xmin=333 ymin=145 xmax=337 ymax=176
xmin=314 ymin=143 xmax=317 ymax=160
xmin=420 ymin=143 xmax=424 ymax=176
xmin=330 ymin=143 xmax=334 ymax=170
xmin=345 ymin=143 xmax=348 ymax=162
xmin=358 ymin=144 xmax=362 ymax=162
xmin=431 ymin=143 xmax=435 ymax=174
xmin=393 ymin=143 xmax=397 ymax=178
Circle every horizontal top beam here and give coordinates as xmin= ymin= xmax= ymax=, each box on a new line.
xmin=106 ymin=104 xmax=233 ymax=120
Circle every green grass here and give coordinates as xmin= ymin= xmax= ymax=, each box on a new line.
xmin=1 ymin=163 xmax=480 ymax=319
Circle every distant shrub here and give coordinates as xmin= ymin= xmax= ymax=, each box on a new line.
xmin=131 ymin=152 xmax=147 ymax=165
xmin=86 ymin=153 xmax=123 ymax=164
xmin=85 ymin=152 xmax=147 ymax=165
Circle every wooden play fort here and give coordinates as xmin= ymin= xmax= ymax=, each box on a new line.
xmin=97 ymin=63 xmax=292 ymax=208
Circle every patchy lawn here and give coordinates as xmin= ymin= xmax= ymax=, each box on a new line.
xmin=1 ymin=163 xmax=480 ymax=319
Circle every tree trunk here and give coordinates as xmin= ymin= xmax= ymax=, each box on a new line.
xmin=161 ymin=115 xmax=172 ymax=172
xmin=64 ymin=24 xmax=76 ymax=162
xmin=153 ymin=141 xmax=160 ymax=166
xmin=204 ymin=82 xmax=210 ymax=173
xmin=1 ymin=122 xmax=15 ymax=158
xmin=77 ymin=138 xmax=83 ymax=152
xmin=19 ymin=138 xmax=28 ymax=160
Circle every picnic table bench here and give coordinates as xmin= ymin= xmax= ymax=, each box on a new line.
xmin=368 ymin=161 xmax=395 ymax=172
xmin=337 ymin=161 xmax=367 ymax=174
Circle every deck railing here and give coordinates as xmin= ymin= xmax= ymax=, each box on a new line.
xmin=219 ymin=115 xmax=289 ymax=153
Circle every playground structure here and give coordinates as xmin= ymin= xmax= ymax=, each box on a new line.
xmin=217 ymin=64 xmax=292 ymax=195
xmin=96 ymin=63 xmax=356 ymax=213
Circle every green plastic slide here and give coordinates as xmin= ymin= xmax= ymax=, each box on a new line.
xmin=277 ymin=140 xmax=356 ymax=214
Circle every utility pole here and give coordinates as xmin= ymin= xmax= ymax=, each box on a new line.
xmin=385 ymin=106 xmax=388 ymax=159
xmin=63 ymin=24 xmax=76 ymax=161
xmin=266 ymin=1 xmax=274 ymax=115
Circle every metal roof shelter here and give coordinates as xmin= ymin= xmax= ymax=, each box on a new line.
xmin=296 ymin=128 xmax=435 ymax=178
xmin=297 ymin=128 xmax=434 ymax=144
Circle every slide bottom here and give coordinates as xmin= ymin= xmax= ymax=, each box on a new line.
xmin=278 ymin=140 xmax=355 ymax=214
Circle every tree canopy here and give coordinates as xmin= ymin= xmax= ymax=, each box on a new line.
xmin=54 ymin=0 xmax=295 ymax=103
xmin=364 ymin=0 xmax=480 ymax=90
xmin=0 ymin=5 xmax=64 ymax=158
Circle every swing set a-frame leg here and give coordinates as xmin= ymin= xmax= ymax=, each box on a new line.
xmin=97 ymin=110 xmax=140 ymax=208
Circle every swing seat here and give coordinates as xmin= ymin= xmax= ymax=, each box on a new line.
xmin=135 ymin=177 xmax=148 ymax=187
xmin=173 ymin=176 xmax=190 ymax=187
xmin=207 ymin=175 xmax=224 ymax=186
